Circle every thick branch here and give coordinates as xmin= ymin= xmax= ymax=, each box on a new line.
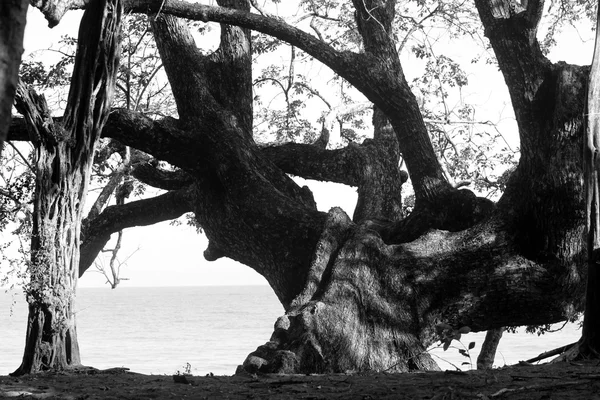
xmin=102 ymin=109 xmax=201 ymax=170
xmin=14 ymin=82 xmax=57 ymax=145
xmin=261 ymin=142 xmax=363 ymax=186
xmin=125 ymin=0 xmax=354 ymax=75
xmin=525 ymin=0 xmax=544 ymax=28
xmin=80 ymin=186 xmax=194 ymax=276
xmin=87 ymin=161 xmax=129 ymax=221
xmin=131 ymin=163 xmax=194 ymax=190
xmin=31 ymin=0 xmax=88 ymax=27
xmin=207 ymin=0 xmax=254 ymax=136
xmin=149 ymin=14 xmax=207 ymax=121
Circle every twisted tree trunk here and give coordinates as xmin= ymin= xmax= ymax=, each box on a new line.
xmin=11 ymin=0 xmax=122 ymax=375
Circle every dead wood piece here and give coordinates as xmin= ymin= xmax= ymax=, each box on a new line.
xmin=525 ymin=342 xmax=577 ymax=364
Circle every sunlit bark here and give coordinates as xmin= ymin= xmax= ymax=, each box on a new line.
xmin=11 ymin=0 xmax=122 ymax=375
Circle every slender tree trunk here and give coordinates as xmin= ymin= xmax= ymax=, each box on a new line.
xmin=578 ymin=0 xmax=600 ymax=356
xmin=0 ymin=0 xmax=28 ymax=155
xmin=477 ymin=328 xmax=504 ymax=370
xmin=12 ymin=0 xmax=122 ymax=375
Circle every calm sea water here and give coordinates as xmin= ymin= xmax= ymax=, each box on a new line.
xmin=0 ymin=286 xmax=582 ymax=376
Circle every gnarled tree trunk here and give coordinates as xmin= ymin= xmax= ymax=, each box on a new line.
xmin=11 ymin=0 xmax=122 ymax=375
xmin=105 ymin=0 xmax=587 ymax=374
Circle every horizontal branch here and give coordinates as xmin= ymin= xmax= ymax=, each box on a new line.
xmin=79 ymin=185 xmax=194 ymax=276
xmin=10 ymin=111 xmax=368 ymax=187
xmin=261 ymin=142 xmax=363 ymax=186
xmin=101 ymin=109 xmax=201 ymax=170
xmin=131 ymin=163 xmax=194 ymax=190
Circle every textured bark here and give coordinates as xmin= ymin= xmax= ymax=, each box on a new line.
xmin=477 ymin=328 xmax=504 ymax=369
xmin=556 ymin=1 xmax=600 ymax=361
xmin=579 ymin=1 xmax=600 ymax=357
xmin=11 ymin=0 xmax=121 ymax=375
xmin=0 ymin=0 xmax=28 ymax=156
xmin=262 ymin=108 xmax=406 ymax=223
xmin=31 ymin=0 xmax=88 ymax=27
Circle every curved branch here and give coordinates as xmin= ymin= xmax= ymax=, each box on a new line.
xmin=102 ymin=109 xmax=201 ymax=170
xmin=124 ymin=0 xmax=356 ymax=74
xmin=87 ymin=161 xmax=130 ymax=221
xmin=31 ymin=0 xmax=88 ymax=27
xmin=131 ymin=163 xmax=194 ymax=190
xmin=261 ymin=142 xmax=363 ymax=186
xmin=80 ymin=186 xmax=194 ymax=276
xmin=150 ymin=13 xmax=208 ymax=121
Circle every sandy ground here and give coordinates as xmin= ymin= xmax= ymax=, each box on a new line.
xmin=1 ymin=361 xmax=600 ymax=399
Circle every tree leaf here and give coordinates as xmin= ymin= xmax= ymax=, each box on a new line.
xmin=458 ymin=326 xmax=471 ymax=334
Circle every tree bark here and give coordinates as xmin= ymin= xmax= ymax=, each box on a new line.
xmin=0 ymin=0 xmax=28 ymax=156
xmin=579 ymin=0 xmax=600 ymax=357
xmin=11 ymin=0 xmax=122 ymax=375
xmin=555 ymin=0 xmax=600 ymax=361
xmin=477 ymin=328 xmax=504 ymax=369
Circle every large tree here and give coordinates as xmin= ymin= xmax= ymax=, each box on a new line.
xmin=6 ymin=0 xmax=596 ymax=373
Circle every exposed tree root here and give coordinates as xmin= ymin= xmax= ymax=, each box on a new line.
xmin=550 ymin=341 xmax=600 ymax=363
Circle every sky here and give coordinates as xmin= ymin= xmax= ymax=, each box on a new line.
xmin=6 ymin=3 xmax=597 ymax=289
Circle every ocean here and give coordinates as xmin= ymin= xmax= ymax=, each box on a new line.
xmin=0 ymin=286 xmax=582 ymax=376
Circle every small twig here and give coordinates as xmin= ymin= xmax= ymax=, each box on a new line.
xmin=7 ymin=142 xmax=34 ymax=172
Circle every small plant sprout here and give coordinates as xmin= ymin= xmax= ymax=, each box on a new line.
xmin=435 ymin=323 xmax=476 ymax=369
